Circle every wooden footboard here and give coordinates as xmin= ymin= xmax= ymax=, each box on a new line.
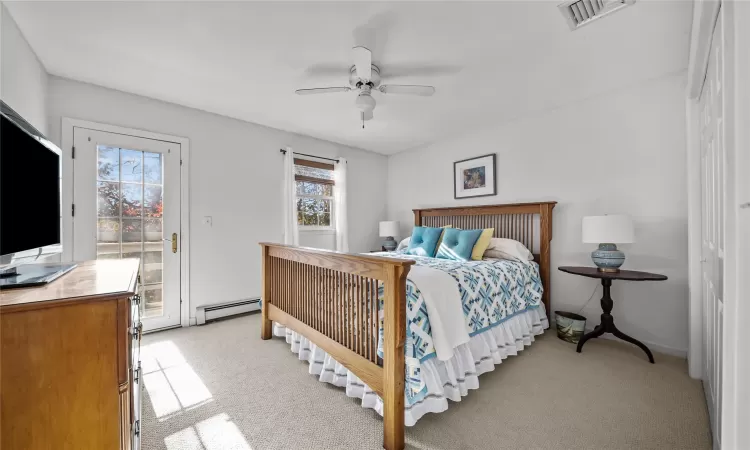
xmin=259 ymin=243 xmax=414 ymax=450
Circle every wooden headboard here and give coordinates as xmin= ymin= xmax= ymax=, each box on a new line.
xmin=413 ymin=202 xmax=556 ymax=317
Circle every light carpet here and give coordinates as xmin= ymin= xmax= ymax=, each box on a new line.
xmin=140 ymin=313 xmax=710 ymax=450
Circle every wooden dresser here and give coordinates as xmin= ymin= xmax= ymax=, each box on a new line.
xmin=0 ymin=259 xmax=142 ymax=450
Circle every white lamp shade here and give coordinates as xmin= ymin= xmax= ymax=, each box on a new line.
xmin=379 ymin=221 xmax=399 ymax=237
xmin=582 ymin=215 xmax=634 ymax=244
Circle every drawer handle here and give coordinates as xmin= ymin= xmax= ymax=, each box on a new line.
xmin=134 ymin=420 xmax=140 ymax=437
xmin=132 ymin=323 xmax=142 ymax=340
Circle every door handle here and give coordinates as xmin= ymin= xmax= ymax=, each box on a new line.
xmin=163 ymin=233 xmax=178 ymax=253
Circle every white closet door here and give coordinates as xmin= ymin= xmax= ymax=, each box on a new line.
xmin=699 ymin=10 xmax=724 ymax=444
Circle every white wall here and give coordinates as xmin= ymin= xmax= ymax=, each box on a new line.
xmin=46 ymin=76 xmax=388 ymax=319
xmin=0 ymin=4 xmax=60 ymax=264
xmin=387 ymin=71 xmax=689 ymax=355
xmin=0 ymin=3 xmax=47 ymax=134
xmin=299 ymin=231 xmax=335 ymax=251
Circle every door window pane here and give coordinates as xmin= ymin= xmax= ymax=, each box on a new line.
xmin=120 ymin=149 xmax=143 ymax=182
xmin=97 ymin=182 xmax=120 ymax=217
xmin=144 ymin=186 xmax=163 ymax=218
xmin=143 ymin=286 xmax=163 ymax=317
xmin=97 ymin=219 xmax=119 ymax=243
xmin=122 ymin=184 xmax=143 ymax=217
xmin=96 ymin=146 xmax=165 ymax=319
xmin=144 ymin=152 xmax=163 ymax=184
xmin=122 ymin=219 xmax=143 ymax=242
xmin=97 ymin=146 xmax=120 ymax=181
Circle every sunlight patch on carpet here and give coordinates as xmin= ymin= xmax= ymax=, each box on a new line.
xmin=165 ymin=413 xmax=252 ymax=450
xmin=142 ymin=341 xmax=213 ymax=420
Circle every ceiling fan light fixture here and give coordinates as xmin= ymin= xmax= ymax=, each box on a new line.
xmin=355 ymin=92 xmax=376 ymax=112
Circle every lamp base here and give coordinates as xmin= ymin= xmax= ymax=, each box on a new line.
xmin=591 ymin=243 xmax=625 ymax=272
xmin=382 ymin=236 xmax=397 ymax=252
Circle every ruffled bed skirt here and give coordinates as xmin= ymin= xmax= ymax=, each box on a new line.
xmin=272 ymin=305 xmax=549 ymax=426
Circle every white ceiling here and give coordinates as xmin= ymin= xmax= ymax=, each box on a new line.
xmin=5 ymin=1 xmax=692 ymax=155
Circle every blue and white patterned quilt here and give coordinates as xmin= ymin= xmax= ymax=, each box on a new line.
xmin=371 ymin=252 xmax=543 ymax=406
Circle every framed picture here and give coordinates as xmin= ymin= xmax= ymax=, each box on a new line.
xmin=453 ymin=153 xmax=497 ymax=199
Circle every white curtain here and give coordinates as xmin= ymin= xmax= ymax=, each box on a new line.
xmin=334 ymin=158 xmax=349 ymax=252
xmin=282 ymin=147 xmax=299 ymax=246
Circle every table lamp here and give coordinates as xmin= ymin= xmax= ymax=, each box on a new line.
xmin=379 ymin=221 xmax=399 ymax=251
xmin=582 ymin=215 xmax=634 ymax=272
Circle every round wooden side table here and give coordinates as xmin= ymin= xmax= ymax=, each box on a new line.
xmin=558 ymin=266 xmax=668 ymax=363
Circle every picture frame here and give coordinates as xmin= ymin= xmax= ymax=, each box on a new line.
xmin=453 ymin=153 xmax=497 ymax=199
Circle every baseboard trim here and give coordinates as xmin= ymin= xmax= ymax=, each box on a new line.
xmin=143 ymin=324 xmax=182 ymax=335
xmin=549 ymin=318 xmax=687 ymax=358
xmin=196 ymin=298 xmax=260 ymax=325
xmin=586 ymin=328 xmax=688 ymax=358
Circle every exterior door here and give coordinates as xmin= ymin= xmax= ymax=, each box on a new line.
xmin=73 ymin=127 xmax=181 ymax=331
xmin=699 ymin=10 xmax=724 ymax=444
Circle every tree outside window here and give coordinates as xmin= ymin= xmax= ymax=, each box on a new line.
xmin=294 ymin=162 xmax=334 ymax=229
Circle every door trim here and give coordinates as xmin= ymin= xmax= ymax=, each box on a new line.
xmin=731 ymin=5 xmax=750 ymax=449
xmin=718 ymin=2 xmax=749 ymax=449
xmin=685 ymin=97 xmax=702 ymax=380
xmin=685 ymin=0 xmax=721 ymax=379
xmin=686 ymin=0 xmax=721 ymax=381
xmin=686 ymin=0 xmax=720 ymax=100
xmin=61 ymin=118 xmax=191 ymax=328
xmin=686 ymin=2 xmax=750 ymax=448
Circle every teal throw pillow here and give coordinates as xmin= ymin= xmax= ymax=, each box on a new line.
xmin=436 ymin=228 xmax=483 ymax=261
xmin=405 ymin=226 xmax=443 ymax=257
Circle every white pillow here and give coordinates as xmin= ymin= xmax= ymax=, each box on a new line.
xmin=484 ymin=238 xmax=534 ymax=261
xmin=396 ymin=237 xmax=411 ymax=251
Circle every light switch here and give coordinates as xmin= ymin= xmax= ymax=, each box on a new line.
xmin=202 ymin=216 xmax=212 ymax=226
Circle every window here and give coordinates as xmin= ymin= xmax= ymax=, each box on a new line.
xmin=295 ymin=159 xmax=335 ymax=229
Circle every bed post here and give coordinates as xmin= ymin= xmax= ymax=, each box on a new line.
xmin=539 ymin=203 xmax=555 ymax=319
xmin=382 ymin=264 xmax=409 ymax=450
xmin=260 ymin=244 xmax=273 ymax=340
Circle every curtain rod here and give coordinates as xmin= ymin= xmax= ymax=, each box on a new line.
xmin=279 ymin=148 xmax=343 ymax=163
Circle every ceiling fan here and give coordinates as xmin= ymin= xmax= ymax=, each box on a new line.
xmin=295 ymin=46 xmax=436 ymax=127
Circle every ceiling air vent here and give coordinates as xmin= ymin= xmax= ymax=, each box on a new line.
xmin=559 ymin=0 xmax=636 ymax=30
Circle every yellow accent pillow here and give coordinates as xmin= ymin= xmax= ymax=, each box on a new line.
xmin=471 ymin=228 xmax=495 ymax=260
xmin=434 ymin=225 xmax=452 ymax=256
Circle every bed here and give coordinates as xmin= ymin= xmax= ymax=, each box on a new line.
xmin=259 ymin=202 xmax=556 ymax=450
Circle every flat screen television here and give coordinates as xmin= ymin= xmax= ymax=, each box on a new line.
xmin=0 ymin=103 xmax=75 ymax=288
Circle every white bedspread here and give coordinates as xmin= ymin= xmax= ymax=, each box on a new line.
xmin=275 ymin=305 xmax=548 ymax=426
xmin=407 ymin=265 xmax=469 ymax=361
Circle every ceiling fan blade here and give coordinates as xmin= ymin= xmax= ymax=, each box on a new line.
xmin=361 ymin=110 xmax=373 ymax=121
xmin=352 ymin=46 xmax=372 ymax=81
xmin=378 ymin=85 xmax=435 ymax=96
xmin=295 ymin=87 xmax=351 ymax=95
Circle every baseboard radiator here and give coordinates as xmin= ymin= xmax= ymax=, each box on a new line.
xmin=196 ymin=298 xmax=260 ymax=325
